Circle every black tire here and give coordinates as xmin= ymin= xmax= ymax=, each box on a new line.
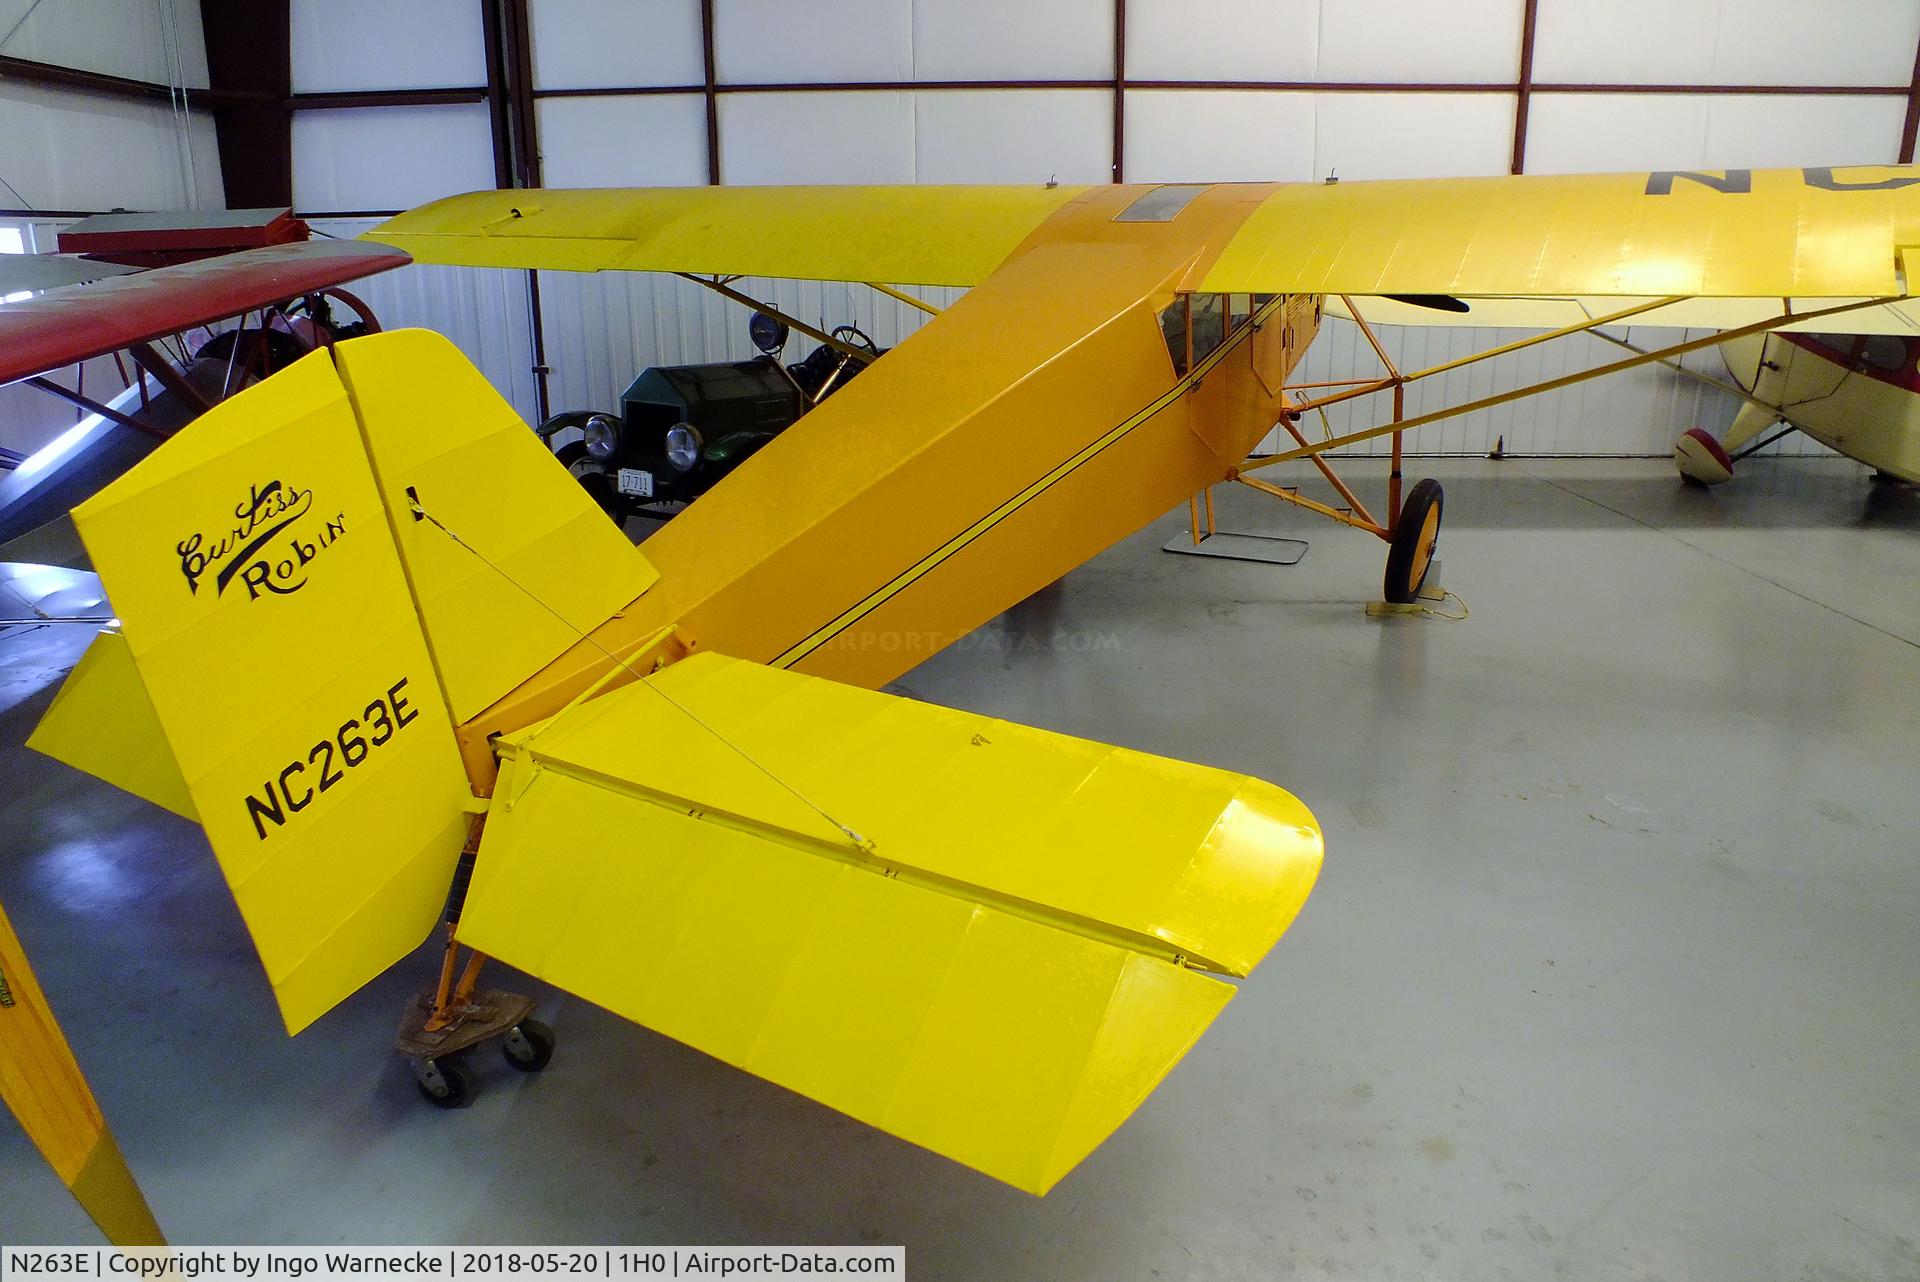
xmin=1383 ymin=478 xmax=1444 ymax=605
xmin=416 ymin=1058 xmax=472 ymax=1109
xmin=502 ymin=1019 xmax=555 ymax=1073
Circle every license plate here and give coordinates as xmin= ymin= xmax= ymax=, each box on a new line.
xmin=616 ymin=467 xmax=654 ymax=498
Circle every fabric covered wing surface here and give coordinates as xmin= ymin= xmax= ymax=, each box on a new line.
xmin=1204 ymin=167 xmax=1920 ymax=298
xmin=457 ymin=652 xmax=1322 ymax=1193
xmin=364 ymin=186 xmax=1088 ymax=287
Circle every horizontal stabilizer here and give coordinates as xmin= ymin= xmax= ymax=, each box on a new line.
xmin=458 ymin=653 xmax=1320 ymax=1193
xmin=28 ymin=629 xmax=194 ymax=821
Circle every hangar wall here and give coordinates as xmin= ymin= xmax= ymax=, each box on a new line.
xmin=0 ymin=0 xmax=222 ymax=213
xmin=0 ymin=0 xmax=223 ymax=458
xmin=287 ymin=0 xmax=1920 ymax=461
xmin=15 ymin=1 xmax=1920 ymax=463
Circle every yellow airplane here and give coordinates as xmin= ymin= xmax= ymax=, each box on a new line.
xmin=14 ymin=166 xmax=1920 ymax=1208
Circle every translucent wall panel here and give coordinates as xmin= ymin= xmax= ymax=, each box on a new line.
xmin=530 ymin=0 xmax=703 ymax=89
xmin=1125 ymin=91 xmax=1316 ymax=183
xmin=290 ymin=0 xmax=486 ymax=93
xmin=1126 ymin=0 xmax=1318 ymax=82
xmin=0 ymin=84 xmax=222 ymax=210
xmin=715 ymin=0 xmax=912 ymax=84
xmin=1525 ymin=94 xmax=1905 ymax=175
xmin=718 ymin=93 xmax=915 ymax=183
xmin=538 ymin=96 xmax=709 ymax=186
xmin=1316 ymin=0 xmax=1524 ymax=83
xmin=914 ymin=91 xmax=1111 ymax=183
xmin=0 ymin=0 xmax=210 ymax=87
xmin=1131 ymin=0 xmax=1525 ymax=84
xmin=1315 ymin=93 xmax=1512 ymax=179
xmin=293 ymin=104 xmax=493 ymax=212
xmin=1533 ymin=0 xmax=1920 ymax=87
xmin=1127 ymin=90 xmax=1508 ymax=183
xmin=912 ymin=0 xmax=1113 ymax=80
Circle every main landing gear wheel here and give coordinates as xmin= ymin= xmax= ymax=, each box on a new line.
xmin=1383 ymin=478 xmax=1444 ymax=605
xmin=501 ymin=1020 xmax=555 ymax=1073
xmin=413 ymin=1057 xmax=473 ymax=1109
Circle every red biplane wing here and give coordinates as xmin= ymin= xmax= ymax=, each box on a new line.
xmin=0 ymin=239 xmax=410 ymax=385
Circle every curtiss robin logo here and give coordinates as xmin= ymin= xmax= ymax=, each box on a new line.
xmin=176 ymin=479 xmax=346 ymax=600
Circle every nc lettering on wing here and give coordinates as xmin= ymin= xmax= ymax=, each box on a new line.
xmin=174 ymin=478 xmax=347 ymax=601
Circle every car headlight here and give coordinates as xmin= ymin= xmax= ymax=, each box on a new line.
xmin=582 ymin=413 xmax=620 ymax=463
xmin=665 ymin=423 xmax=702 ymax=472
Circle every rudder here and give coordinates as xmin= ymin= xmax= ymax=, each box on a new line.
xmin=65 ymin=347 xmax=474 ymax=1033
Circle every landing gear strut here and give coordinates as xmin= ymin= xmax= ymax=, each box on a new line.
xmin=396 ymin=818 xmax=552 ymax=1108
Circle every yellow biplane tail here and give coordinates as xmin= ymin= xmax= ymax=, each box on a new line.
xmin=30 ymin=331 xmax=656 ymax=1034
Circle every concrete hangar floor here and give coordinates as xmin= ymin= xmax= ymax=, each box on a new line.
xmin=2 ymin=457 xmax=1916 ymax=1281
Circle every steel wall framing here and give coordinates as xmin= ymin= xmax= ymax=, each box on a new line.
xmin=278 ymin=0 xmax=1920 ymax=220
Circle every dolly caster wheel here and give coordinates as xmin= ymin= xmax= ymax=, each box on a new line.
xmin=1383 ymin=478 xmax=1444 ymax=605
xmin=413 ymin=1057 xmax=473 ymax=1108
xmin=502 ymin=1020 xmax=555 ymax=1074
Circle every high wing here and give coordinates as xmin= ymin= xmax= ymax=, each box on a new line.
xmin=370 ymin=168 xmax=1920 ymax=334
xmin=1201 ymin=166 xmax=1920 ymax=297
xmin=364 ymin=185 xmax=1086 ymax=287
xmin=462 ymin=651 xmax=1319 ymax=1195
xmin=0 ymin=239 xmax=410 ymax=385
xmin=371 ymin=167 xmax=1920 ymax=298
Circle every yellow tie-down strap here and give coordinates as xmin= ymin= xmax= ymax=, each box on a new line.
xmin=458 ymin=652 xmax=1322 ymax=1194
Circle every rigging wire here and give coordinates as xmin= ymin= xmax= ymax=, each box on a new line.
xmin=405 ymin=495 xmax=874 ymax=852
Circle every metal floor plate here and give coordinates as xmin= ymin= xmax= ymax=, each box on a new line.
xmin=1162 ymin=531 xmax=1309 ymax=565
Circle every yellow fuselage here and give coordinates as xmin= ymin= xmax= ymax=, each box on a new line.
xmin=456 ymin=186 xmax=1321 ymax=790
